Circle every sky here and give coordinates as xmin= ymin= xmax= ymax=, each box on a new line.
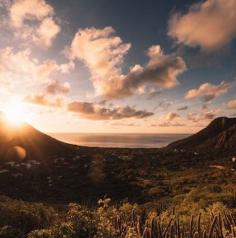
xmin=0 ymin=0 xmax=235 ymax=133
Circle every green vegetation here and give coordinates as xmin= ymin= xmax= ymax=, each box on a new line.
xmin=0 ymin=118 xmax=236 ymax=237
xmin=0 ymin=146 xmax=236 ymax=237
xmin=0 ymin=192 xmax=235 ymax=238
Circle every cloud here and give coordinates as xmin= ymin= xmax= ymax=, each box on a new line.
xmin=34 ymin=17 xmax=60 ymax=47
xmin=25 ymin=93 xmax=64 ymax=108
xmin=153 ymin=100 xmax=173 ymax=111
xmin=69 ymin=26 xmax=130 ymax=76
xmin=227 ymin=100 xmax=236 ymax=109
xmin=178 ymin=106 xmax=188 ymax=111
xmin=203 ymin=111 xmax=217 ymax=120
xmin=45 ymin=80 xmax=71 ymax=95
xmin=0 ymin=47 xmax=39 ymax=87
xmin=168 ymin=0 xmax=236 ymax=51
xmin=153 ymin=112 xmax=183 ymax=127
xmin=187 ymin=110 xmax=219 ymax=123
xmin=98 ymin=99 xmax=108 ymax=106
xmin=9 ymin=0 xmax=60 ymax=48
xmin=157 ymin=122 xmax=184 ymax=127
xmin=37 ymin=60 xmax=59 ymax=80
xmin=69 ymin=27 xmax=186 ymax=98
xmin=37 ymin=60 xmax=74 ymax=80
xmin=120 ymin=46 xmax=186 ymax=97
xmin=0 ymin=47 xmax=36 ymax=72
xmin=59 ymin=61 xmax=75 ymax=74
xmin=0 ymin=47 xmax=73 ymax=87
xmin=146 ymin=88 xmax=162 ymax=100
xmin=187 ymin=113 xmax=199 ymax=123
xmin=0 ymin=47 xmax=74 ymax=101
xmin=10 ymin=0 xmax=53 ymax=27
xmin=67 ymin=101 xmax=154 ymax=120
xmin=202 ymin=104 xmax=208 ymax=110
xmin=166 ymin=112 xmax=180 ymax=121
xmin=185 ymin=82 xmax=230 ymax=102
xmin=110 ymin=122 xmax=138 ymax=127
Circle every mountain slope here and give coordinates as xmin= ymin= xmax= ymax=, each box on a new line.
xmin=167 ymin=117 xmax=236 ymax=152
xmin=0 ymin=120 xmax=77 ymax=161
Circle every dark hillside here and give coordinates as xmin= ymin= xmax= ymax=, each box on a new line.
xmin=167 ymin=117 xmax=236 ymax=152
xmin=0 ymin=120 xmax=77 ymax=161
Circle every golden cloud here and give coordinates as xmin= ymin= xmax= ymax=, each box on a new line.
xmin=185 ymin=82 xmax=230 ymax=102
xmin=227 ymin=100 xmax=236 ymax=109
xmin=67 ymin=101 xmax=154 ymax=120
xmin=69 ymin=27 xmax=186 ymax=98
xmin=9 ymin=0 xmax=60 ymax=48
xmin=25 ymin=93 xmax=64 ymax=108
xmin=169 ymin=0 xmax=236 ymax=51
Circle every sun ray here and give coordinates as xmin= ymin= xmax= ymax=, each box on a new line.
xmin=3 ymin=100 xmax=28 ymax=125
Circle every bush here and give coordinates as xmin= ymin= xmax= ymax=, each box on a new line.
xmin=0 ymin=196 xmax=57 ymax=235
xmin=0 ymin=226 xmax=24 ymax=238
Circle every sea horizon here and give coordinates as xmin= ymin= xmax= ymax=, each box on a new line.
xmin=49 ymin=132 xmax=191 ymax=148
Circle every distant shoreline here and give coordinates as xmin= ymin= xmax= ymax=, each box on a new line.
xmin=49 ymin=133 xmax=191 ymax=149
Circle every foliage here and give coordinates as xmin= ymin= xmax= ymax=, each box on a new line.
xmin=0 ymin=194 xmax=236 ymax=237
xmin=0 ymin=196 xmax=56 ymax=235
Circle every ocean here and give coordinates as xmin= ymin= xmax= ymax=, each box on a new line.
xmin=50 ymin=133 xmax=190 ymax=148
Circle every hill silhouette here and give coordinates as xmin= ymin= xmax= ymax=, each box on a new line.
xmin=167 ymin=117 xmax=236 ymax=152
xmin=0 ymin=118 xmax=77 ymax=161
xmin=0 ymin=116 xmax=235 ymax=162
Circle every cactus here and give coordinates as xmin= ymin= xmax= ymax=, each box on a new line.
xmin=111 ymin=209 xmax=236 ymax=238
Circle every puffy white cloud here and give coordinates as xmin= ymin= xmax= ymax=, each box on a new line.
xmin=37 ymin=60 xmax=74 ymax=80
xmin=8 ymin=0 xmax=60 ymax=48
xmin=69 ymin=27 xmax=130 ymax=97
xmin=0 ymin=47 xmax=73 ymax=97
xmin=119 ymin=46 xmax=186 ymax=98
xmin=59 ymin=61 xmax=75 ymax=74
xmin=185 ymin=82 xmax=230 ymax=102
xmin=10 ymin=0 xmax=53 ymax=28
xmin=0 ymin=47 xmax=38 ymax=86
xmin=34 ymin=17 xmax=60 ymax=47
xmin=67 ymin=101 xmax=154 ymax=120
xmin=37 ymin=60 xmax=59 ymax=80
xmin=70 ymin=27 xmax=130 ymax=78
xmin=69 ymin=27 xmax=186 ymax=98
xmin=169 ymin=0 xmax=236 ymax=51
xmin=227 ymin=100 xmax=236 ymax=109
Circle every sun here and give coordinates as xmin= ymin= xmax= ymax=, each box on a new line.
xmin=3 ymin=101 xmax=28 ymax=125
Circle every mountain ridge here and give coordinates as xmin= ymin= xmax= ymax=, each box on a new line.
xmin=167 ymin=117 xmax=236 ymax=152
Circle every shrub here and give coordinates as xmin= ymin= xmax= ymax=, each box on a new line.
xmin=0 ymin=196 xmax=57 ymax=234
xmin=0 ymin=225 xmax=24 ymax=238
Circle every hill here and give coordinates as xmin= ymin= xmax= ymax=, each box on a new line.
xmin=0 ymin=119 xmax=77 ymax=161
xmin=0 ymin=117 xmax=235 ymax=204
xmin=167 ymin=117 xmax=236 ymax=153
xmin=0 ymin=118 xmax=235 ymax=238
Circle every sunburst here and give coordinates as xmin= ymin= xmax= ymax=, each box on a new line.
xmin=3 ymin=100 xmax=28 ymax=125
